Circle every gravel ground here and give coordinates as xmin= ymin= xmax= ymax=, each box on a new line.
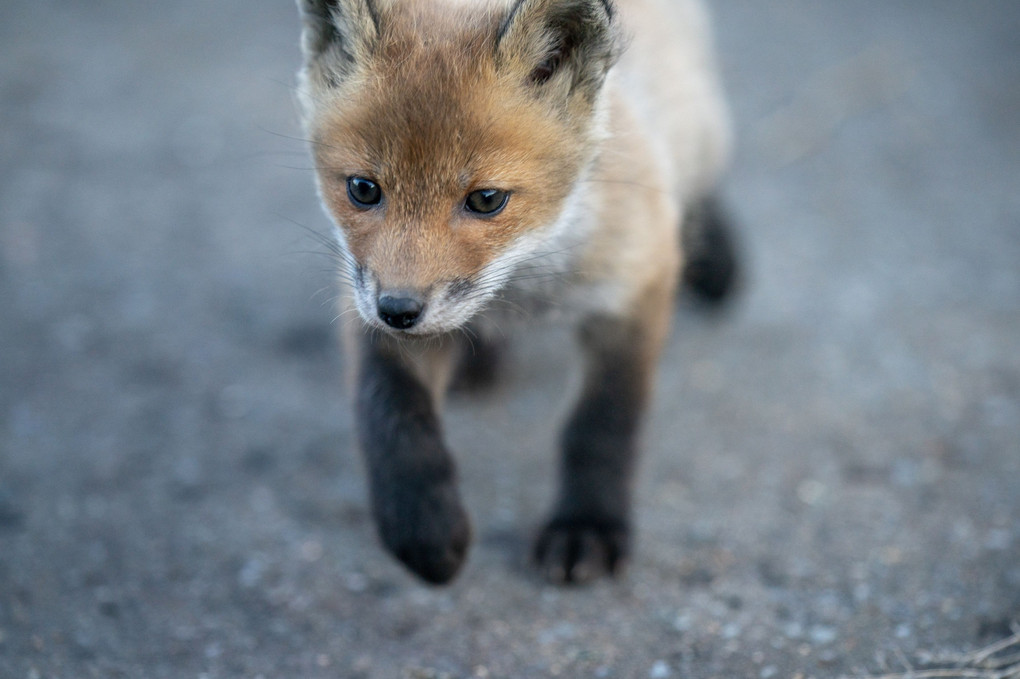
xmin=1 ymin=1 xmax=1018 ymax=678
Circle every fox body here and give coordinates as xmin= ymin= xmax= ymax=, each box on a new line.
xmin=297 ymin=0 xmax=737 ymax=584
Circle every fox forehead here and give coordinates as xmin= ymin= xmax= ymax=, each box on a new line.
xmin=309 ymin=14 xmax=582 ymax=216
xmin=315 ymin=13 xmax=543 ymax=153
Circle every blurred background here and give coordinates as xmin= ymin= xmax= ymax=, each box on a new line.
xmin=1 ymin=1 xmax=1018 ymax=677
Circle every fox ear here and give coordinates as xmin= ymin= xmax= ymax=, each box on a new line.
xmin=297 ymin=0 xmax=380 ymax=84
xmin=495 ymin=0 xmax=618 ymax=103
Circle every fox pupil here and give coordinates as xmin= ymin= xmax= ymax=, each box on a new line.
xmin=465 ymin=189 xmax=509 ymax=215
xmin=346 ymin=176 xmax=382 ymax=207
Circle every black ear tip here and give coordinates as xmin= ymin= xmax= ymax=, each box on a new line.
xmin=297 ymin=0 xmax=335 ymax=14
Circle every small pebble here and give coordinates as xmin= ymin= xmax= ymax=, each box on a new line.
xmin=344 ymin=572 xmax=369 ymax=593
xmin=985 ymin=528 xmax=1011 ymax=550
xmin=722 ymin=623 xmax=742 ymax=639
xmin=796 ymin=479 xmax=827 ymax=506
xmin=809 ymin=625 xmax=837 ymax=645
xmin=649 ymin=660 xmax=671 ymax=678
xmin=239 ymin=559 xmax=264 ymax=588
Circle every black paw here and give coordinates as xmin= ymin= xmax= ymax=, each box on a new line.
xmin=374 ymin=481 xmax=472 ymax=585
xmin=533 ymin=517 xmax=630 ymax=585
xmin=681 ymin=195 xmax=740 ymax=304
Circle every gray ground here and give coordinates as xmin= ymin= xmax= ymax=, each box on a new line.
xmin=1 ymin=1 xmax=1018 ymax=678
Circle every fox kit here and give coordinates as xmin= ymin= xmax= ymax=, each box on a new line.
xmin=296 ymin=0 xmax=737 ymax=584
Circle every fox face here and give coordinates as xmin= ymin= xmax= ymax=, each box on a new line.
xmin=298 ymin=0 xmax=618 ymax=334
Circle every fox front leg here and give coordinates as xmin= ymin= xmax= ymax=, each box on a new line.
xmin=354 ymin=331 xmax=471 ymax=585
xmin=534 ymin=312 xmax=666 ymax=584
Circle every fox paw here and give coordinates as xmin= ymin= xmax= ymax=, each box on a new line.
xmin=374 ymin=481 xmax=472 ymax=585
xmin=533 ymin=517 xmax=630 ymax=585
xmin=681 ymin=195 xmax=740 ymax=304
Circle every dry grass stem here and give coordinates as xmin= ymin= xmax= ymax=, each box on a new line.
xmin=845 ymin=627 xmax=1020 ymax=679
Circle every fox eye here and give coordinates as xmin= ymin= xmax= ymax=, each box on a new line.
xmin=464 ymin=189 xmax=509 ymax=216
xmin=346 ymin=176 xmax=382 ymax=208
xmin=531 ymin=48 xmax=563 ymax=85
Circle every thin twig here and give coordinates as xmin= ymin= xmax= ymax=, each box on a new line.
xmin=845 ymin=628 xmax=1020 ymax=679
xmin=847 ymin=669 xmax=1014 ymax=679
xmin=970 ymin=631 xmax=1020 ymax=668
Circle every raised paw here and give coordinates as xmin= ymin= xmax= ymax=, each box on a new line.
xmin=373 ymin=480 xmax=472 ymax=585
xmin=533 ymin=517 xmax=630 ymax=585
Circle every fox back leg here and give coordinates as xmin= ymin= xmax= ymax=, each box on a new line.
xmin=681 ymin=196 xmax=741 ymax=304
xmin=450 ymin=322 xmax=505 ymax=393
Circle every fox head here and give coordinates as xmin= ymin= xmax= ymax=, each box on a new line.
xmin=297 ymin=0 xmax=619 ymax=334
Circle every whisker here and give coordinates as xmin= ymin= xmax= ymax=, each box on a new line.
xmin=330 ymin=306 xmax=360 ymax=326
xmin=580 ymin=177 xmax=668 ymax=195
xmin=256 ymin=125 xmax=347 ymax=154
xmin=455 ymin=326 xmax=478 ymax=358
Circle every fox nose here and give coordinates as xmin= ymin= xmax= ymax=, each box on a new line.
xmin=377 ymin=294 xmax=424 ymax=329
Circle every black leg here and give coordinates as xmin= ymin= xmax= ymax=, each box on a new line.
xmin=681 ymin=195 xmax=740 ymax=304
xmin=534 ymin=316 xmax=651 ymax=584
xmin=355 ymin=332 xmax=470 ymax=584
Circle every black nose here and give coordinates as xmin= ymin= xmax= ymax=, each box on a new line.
xmin=377 ymin=294 xmax=424 ymax=329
